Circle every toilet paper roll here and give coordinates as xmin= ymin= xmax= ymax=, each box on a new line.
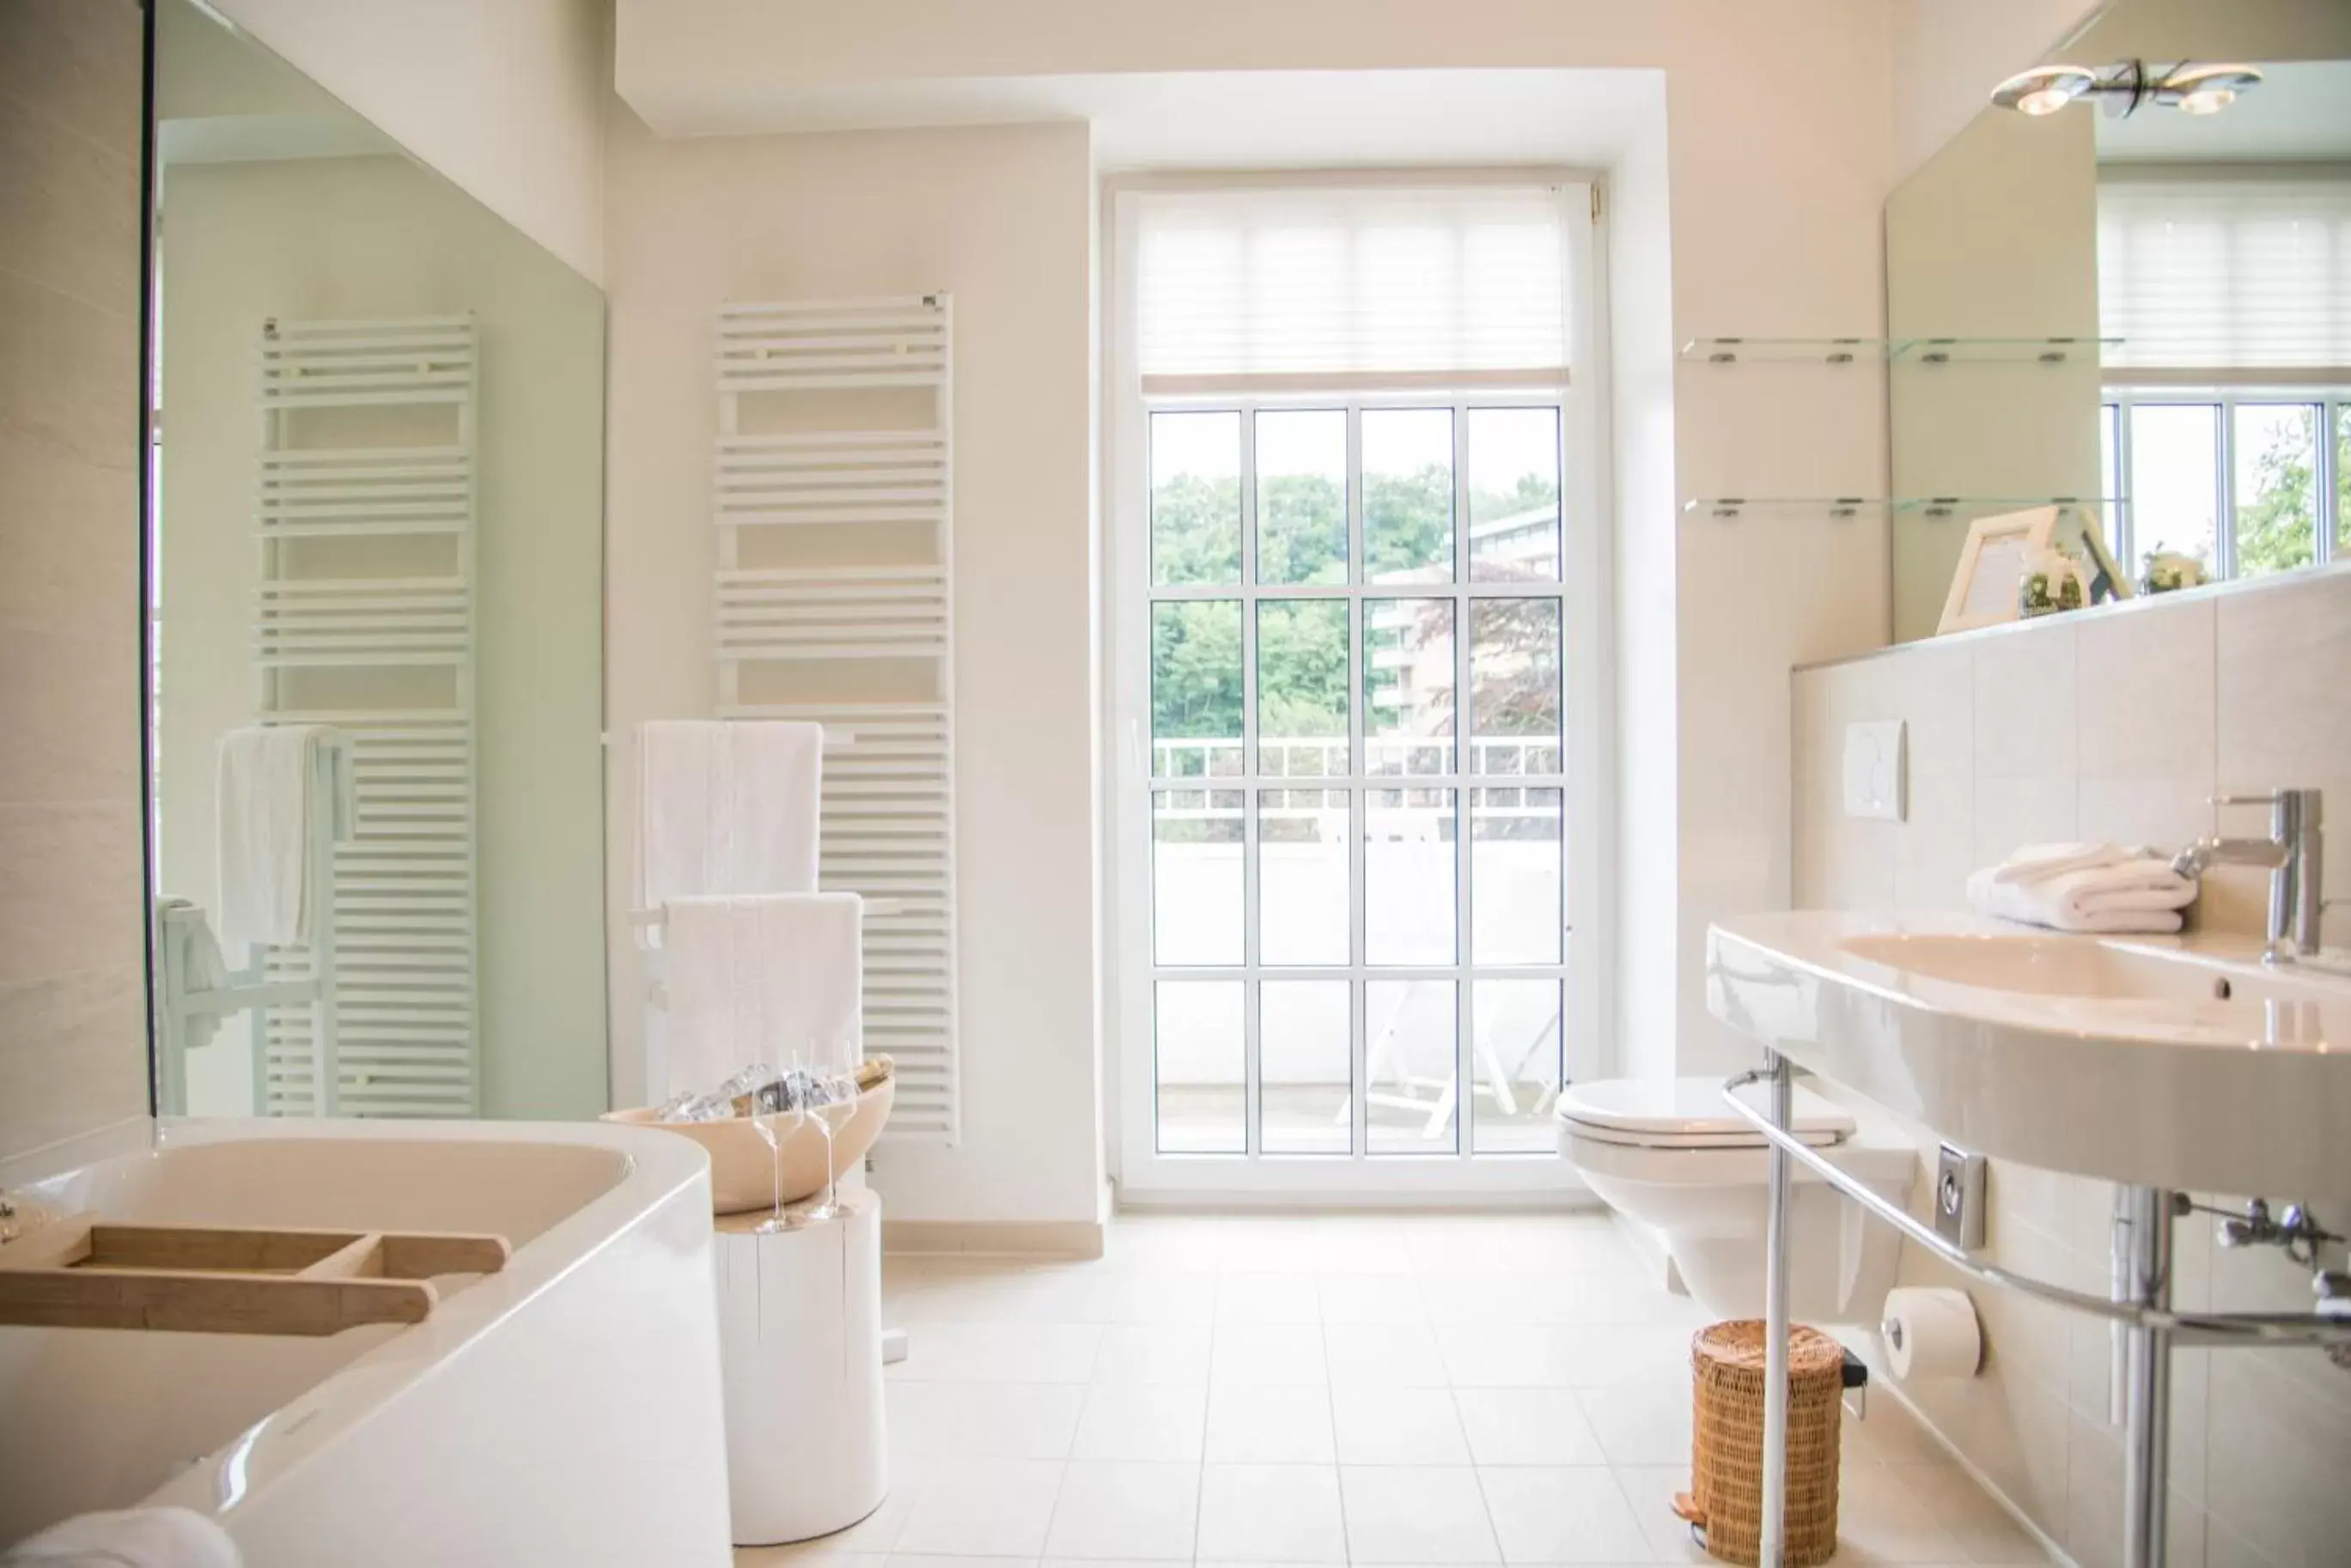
xmin=1882 ymin=1285 xmax=1982 ymax=1379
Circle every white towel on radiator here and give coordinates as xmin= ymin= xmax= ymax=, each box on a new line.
xmin=661 ymin=892 xmax=862 ymax=1096
xmin=636 ymin=720 xmax=824 ymax=906
xmin=216 ymin=725 xmax=332 ymax=949
xmin=2 ymin=1507 xmax=241 ymax=1568
xmin=1965 ymin=858 xmax=2197 ymax=934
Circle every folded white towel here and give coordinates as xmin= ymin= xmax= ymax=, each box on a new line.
xmin=636 ymin=720 xmax=824 ymax=907
xmin=662 ymin=892 xmax=862 ymax=1097
xmin=156 ymin=899 xmax=232 ymax=1054
xmin=1966 ymin=859 xmax=2197 ymax=934
xmin=216 ymin=726 xmax=334 ymax=950
xmin=2 ymin=1506 xmax=241 ymax=1568
xmin=1989 ymin=842 xmax=2151 ymax=887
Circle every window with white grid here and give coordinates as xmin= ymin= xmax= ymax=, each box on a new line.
xmin=1112 ymin=180 xmax=1604 ymax=1189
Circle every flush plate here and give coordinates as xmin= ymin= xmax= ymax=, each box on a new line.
xmin=1842 ymin=720 xmax=1907 ymax=821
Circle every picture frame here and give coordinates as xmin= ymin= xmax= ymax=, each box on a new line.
xmin=1937 ymin=506 xmax=2058 ymax=635
xmin=1935 ymin=503 xmax=2132 ymax=635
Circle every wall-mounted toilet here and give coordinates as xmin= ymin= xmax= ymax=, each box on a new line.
xmin=1557 ymin=1077 xmax=1916 ymax=1323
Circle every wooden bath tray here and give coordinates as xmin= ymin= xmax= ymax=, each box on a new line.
xmin=0 ymin=1220 xmax=510 ymax=1336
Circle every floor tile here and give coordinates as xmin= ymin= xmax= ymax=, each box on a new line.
xmin=1339 ymin=1466 xmax=1501 ymax=1564
xmin=734 ymin=1547 xmax=889 ymax=1567
xmin=1553 ymin=1325 xmax=1696 ymax=1389
xmin=1043 ymin=1461 xmax=1200 ymax=1561
xmin=1419 ymin=1273 xmax=1568 ymax=1327
xmin=1477 ymin=1466 xmax=1653 ymax=1565
xmin=1315 ymin=1271 xmax=1428 ymax=1323
xmin=1196 ymin=1463 xmax=1349 ymax=1564
xmin=1888 ymin=1462 xmax=2048 ymax=1564
xmin=1109 ymin=1270 xmax=1221 ymax=1326
xmin=1324 ymin=1321 xmax=1450 ymax=1387
xmin=1218 ymin=1271 xmax=1324 ymax=1324
xmin=1310 ymin=1218 xmax=1422 ymax=1274
xmin=1070 ymin=1382 xmax=1209 ymax=1462
xmin=987 ymin=1267 xmax=1124 ymax=1324
xmin=892 ymin=1459 xmax=1065 ymax=1557
xmin=1607 ymin=1464 xmax=1713 ymax=1565
xmin=890 ymin=1382 xmax=1087 ymax=1462
xmin=1331 ymin=1385 xmax=1471 ymax=1466
xmin=1220 ymin=1221 xmax=1325 ymax=1274
xmin=1212 ymin=1322 xmax=1328 ymax=1386
xmin=887 ymin=1322 xmax=1102 ymax=1384
xmin=1836 ymin=1462 xmax=1972 ymax=1563
xmin=1576 ymin=1383 xmax=1694 ymax=1467
xmin=885 ymin=1558 xmax=1035 ymax=1568
xmin=1093 ymin=1323 xmax=1215 ymax=1385
xmin=1452 ymin=1387 xmax=1608 ymax=1467
xmin=1204 ymin=1381 xmax=1338 ymax=1464
xmin=1434 ymin=1323 xmax=1580 ymax=1387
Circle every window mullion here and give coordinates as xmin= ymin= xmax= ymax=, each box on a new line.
xmin=2214 ymin=398 xmax=2238 ymax=580
xmin=1451 ymin=398 xmax=1474 ymax=1161
xmin=1345 ymin=404 xmax=1368 ymax=1161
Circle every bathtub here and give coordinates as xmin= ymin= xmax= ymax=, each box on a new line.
xmin=0 ymin=1117 xmax=733 ymax=1566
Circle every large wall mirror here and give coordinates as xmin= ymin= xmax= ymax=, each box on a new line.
xmin=1887 ymin=0 xmax=2351 ymax=642
xmin=145 ymin=0 xmax=607 ymax=1120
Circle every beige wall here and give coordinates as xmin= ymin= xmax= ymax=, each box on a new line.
xmin=209 ymin=0 xmax=609 ymax=285
xmin=154 ymin=152 xmax=609 ymax=1121
xmin=0 ymin=0 xmax=149 ymax=1162
xmin=1793 ymin=566 xmax=2351 ymax=1568
xmin=601 ymin=112 xmax=1104 ymax=1224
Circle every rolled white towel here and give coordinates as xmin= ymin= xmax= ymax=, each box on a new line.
xmin=1989 ymin=842 xmax=2150 ymax=887
xmin=1966 ymin=858 xmax=2197 ymax=934
xmin=3 ymin=1508 xmax=240 ymax=1568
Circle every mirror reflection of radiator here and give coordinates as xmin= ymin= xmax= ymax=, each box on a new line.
xmin=253 ymin=315 xmax=480 ymax=1117
xmin=709 ymin=295 xmax=959 ymax=1143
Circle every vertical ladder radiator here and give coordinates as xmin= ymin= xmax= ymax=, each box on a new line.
xmin=253 ymin=314 xmax=479 ymax=1116
xmin=710 ymin=295 xmax=959 ymax=1141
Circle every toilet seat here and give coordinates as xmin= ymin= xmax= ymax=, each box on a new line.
xmin=1556 ymin=1077 xmax=1852 ymax=1151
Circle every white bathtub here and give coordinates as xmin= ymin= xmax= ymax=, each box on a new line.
xmin=0 ymin=1117 xmax=733 ymax=1566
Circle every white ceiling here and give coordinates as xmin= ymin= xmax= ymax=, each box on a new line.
xmin=2096 ymin=59 xmax=2351 ymax=163
xmin=622 ymin=68 xmax=1663 ymax=173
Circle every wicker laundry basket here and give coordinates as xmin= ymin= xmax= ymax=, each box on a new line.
xmin=1672 ymin=1319 xmax=1845 ymax=1566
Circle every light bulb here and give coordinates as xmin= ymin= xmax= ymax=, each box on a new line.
xmin=2018 ymin=87 xmax=2073 ymax=116
xmin=2177 ymin=87 xmax=2234 ymax=115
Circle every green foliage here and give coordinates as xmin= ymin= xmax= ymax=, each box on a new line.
xmin=2236 ymin=412 xmax=2319 ymax=577
xmin=1148 ymin=456 xmax=1562 ymax=748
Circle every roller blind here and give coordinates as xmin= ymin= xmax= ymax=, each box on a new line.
xmin=2098 ymin=173 xmax=2351 ymax=371
xmin=1133 ymin=184 xmax=1574 ymax=390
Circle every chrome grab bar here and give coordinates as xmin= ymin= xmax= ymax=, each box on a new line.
xmin=1717 ymin=1069 xmax=2351 ymax=1349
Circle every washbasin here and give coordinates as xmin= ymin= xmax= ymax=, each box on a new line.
xmin=1708 ymin=911 xmax=2351 ymax=1201
xmin=1838 ymin=931 xmax=2242 ymax=1002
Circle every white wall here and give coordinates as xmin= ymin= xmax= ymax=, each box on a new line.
xmin=601 ymin=111 xmax=1103 ymax=1225
xmin=155 ymin=152 xmax=609 ymax=1121
xmin=209 ymin=0 xmax=609 ymax=285
xmin=612 ymin=0 xmax=1900 ymax=1095
xmin=1887 ymin=0 xmax=2106 ymax=185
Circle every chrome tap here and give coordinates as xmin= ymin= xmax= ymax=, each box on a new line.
xmin=2171 ymin=788 xmax=2324 ymax=964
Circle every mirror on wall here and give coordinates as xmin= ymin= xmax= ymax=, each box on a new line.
xmin=1885 ymin=0 xmax=2351 ymax=642
xmin=145 ymin=0 xmax=607 ymax=1120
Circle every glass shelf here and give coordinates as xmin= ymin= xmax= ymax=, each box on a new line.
xmin=1893 ymin=495 xmax=2116 ymax=516
xmin=1678 ymin=337 xmax=1885 ymax=364
xmin=1893 ymin=337 xmax=2123 ymax=365
xmin=1681 ymin=336 xmax=2125 ymax=365
xmin=1682 ymin=496 xmax=1885 ymax=519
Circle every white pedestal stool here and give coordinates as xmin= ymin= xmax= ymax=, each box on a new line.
xmin=713 ymin=1189 xmax=888 ymax=1547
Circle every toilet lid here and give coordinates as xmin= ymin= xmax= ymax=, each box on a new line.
xmin=1556 ymin=1078 xmax=1853 ymax=1149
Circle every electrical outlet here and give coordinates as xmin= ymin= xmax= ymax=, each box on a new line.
xmin=1842 ymin=720 xmax=1907 ymax=821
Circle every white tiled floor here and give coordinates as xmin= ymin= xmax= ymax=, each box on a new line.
xmin=735 ymin=1212 xmax=2054 ymax=1568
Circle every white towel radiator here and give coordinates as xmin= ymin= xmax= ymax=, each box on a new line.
xmin=710 ymin=295 xmax=959 ymax=1142
xmin=253 ymin=314 xmax=480 ymax=1117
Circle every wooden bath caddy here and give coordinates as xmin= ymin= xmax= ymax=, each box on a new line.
xmin=0 ymin=1219 xmax=510 ymax=1336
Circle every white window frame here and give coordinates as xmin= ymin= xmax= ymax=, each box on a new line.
xmin=1102 ymin=174 xmax=1611 ymax=1202
xmin=2104 ymin=384 xmax=2348 ymax=580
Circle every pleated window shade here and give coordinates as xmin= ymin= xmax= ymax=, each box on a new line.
xmin=2098 ymin=173 xmax=2351 ymax=371
xmin=1134 ymin=185 xmax=1574 ymax=392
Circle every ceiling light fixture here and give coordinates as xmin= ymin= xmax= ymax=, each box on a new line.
xmin=1990 ymin=64 xmax=2098 ymax=116
xmin=1989 ymin=59 xmax=2263 ymax=119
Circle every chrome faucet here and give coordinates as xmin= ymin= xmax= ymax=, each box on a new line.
xmin=2171 ymin=788 xmax=2324 ymax=965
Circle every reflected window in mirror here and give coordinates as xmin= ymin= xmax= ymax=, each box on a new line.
xmin=2102 ymin=391 xmax=2349 ymax=582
